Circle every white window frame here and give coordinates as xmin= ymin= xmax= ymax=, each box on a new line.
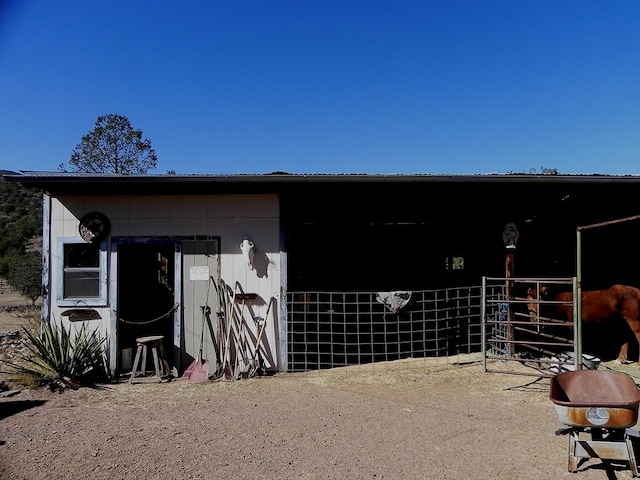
xmin=56 ymin=237 xmax=108 ymax=307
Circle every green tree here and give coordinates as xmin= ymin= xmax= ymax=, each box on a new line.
xmin=7 ymin=251 xmax=42 ymax=304
xmin=60 ymin=114 xmax=158 ymax=174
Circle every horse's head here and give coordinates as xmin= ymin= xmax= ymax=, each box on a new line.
xmin=527 ymin=285 xmax=554 ymax=322
xmin=539 ymin=285 xmax=552 ymax=298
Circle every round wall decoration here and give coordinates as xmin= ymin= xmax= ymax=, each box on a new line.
xmin=79 ymin=211 xmax=111 ymax=243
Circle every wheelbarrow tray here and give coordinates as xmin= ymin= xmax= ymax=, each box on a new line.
xmin=550 ymin=370 xmax=640 ymax=428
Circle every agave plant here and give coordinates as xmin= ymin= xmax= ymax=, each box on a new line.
xmin=9 ymin=318 xmax=108 ymax=389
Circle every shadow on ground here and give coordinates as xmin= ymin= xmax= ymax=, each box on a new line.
xmin=0 ymin=399 xmax=46 ymax=420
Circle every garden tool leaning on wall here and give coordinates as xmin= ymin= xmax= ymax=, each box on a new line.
xmin=180 ymin=275 xmax=215 ymax=382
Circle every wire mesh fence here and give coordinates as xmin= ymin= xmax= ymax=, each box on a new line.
xmin=286 ymin=286 xmax=483 ymax=372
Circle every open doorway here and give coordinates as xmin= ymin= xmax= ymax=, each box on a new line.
xmin=116 ymin=241 xmax=177 ymax=374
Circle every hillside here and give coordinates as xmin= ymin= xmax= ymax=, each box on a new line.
xmin=0 ymin=172 xmax=43 ymax=259
xmin=0 ymin=172 xmax=43 ymax=303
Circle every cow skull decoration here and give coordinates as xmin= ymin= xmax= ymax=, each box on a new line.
xmin=240 ymin=238 xmax=255 ymax=269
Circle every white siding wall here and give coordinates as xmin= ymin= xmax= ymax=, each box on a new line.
xmin=48 ymin=194 xmax=281 ymax=367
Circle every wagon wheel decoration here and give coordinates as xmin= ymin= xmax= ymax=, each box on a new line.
xmin=79 ymin=212 xmax=111 ymax=243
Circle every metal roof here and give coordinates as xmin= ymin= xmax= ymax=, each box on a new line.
xmin=3 ymin=170 xmax=640 ymax=195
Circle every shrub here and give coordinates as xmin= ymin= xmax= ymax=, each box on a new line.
xmin=9 ymin=318 xmax=108 ymax=390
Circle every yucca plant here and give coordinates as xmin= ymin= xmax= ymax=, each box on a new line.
xmin=9 ymin=318 xmax=108 ymax=390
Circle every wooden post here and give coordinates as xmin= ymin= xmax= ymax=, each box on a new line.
xmin=505 ymin=249 xmax=514 ymax=298
xmin=505 ymin=248 xmax=515 ymax=354
xmin=503 ymin=223 xmax=519 ymax=356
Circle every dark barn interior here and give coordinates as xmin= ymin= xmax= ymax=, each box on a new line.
xmin=283 ymin=177 xmax=640 ymax=293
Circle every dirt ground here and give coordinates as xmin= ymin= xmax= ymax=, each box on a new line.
xmin=2 ymin=289 xmax=640 ymax=479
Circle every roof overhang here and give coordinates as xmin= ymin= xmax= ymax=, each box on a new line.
xmin=3 ymin=171 xmax=639 ymax=196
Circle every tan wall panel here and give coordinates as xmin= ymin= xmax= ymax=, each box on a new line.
xmin=48 ymin=194 xmax=282 ymax=367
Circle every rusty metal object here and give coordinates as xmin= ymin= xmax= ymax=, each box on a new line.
xmin=551 ymin=370 xmax=640 ymax=476
xmin=551 ymin=370 xmax=640 ymax=428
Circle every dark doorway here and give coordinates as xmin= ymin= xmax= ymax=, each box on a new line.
xmin=117 ymin=242 xmax=176 ymax=374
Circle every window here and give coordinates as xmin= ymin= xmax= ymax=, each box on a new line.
xmin=57 ymin=238 xmax=107 ymax=306
xmin=445 ymin=256 xmax=465 ymax=270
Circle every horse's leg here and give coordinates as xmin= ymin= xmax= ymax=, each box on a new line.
xmin=620 ymin=312 xmax=640 ymax=366
xmin=615 ymin=341 xmax=629 ymax=364
xmin=526 ymin=288 xmax=539 ymax=322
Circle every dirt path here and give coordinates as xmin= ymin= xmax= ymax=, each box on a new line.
xmin=2 ymin=356 xmax=639 ymax=479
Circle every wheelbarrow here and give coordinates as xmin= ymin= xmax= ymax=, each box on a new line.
xmin=550 ymin=369 xmax=640 ymax=476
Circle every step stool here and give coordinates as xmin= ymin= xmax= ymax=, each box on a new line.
xmin=129 ymin=335 xmax=171 ymax=383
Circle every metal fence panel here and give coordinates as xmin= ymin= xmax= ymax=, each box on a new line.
xmin=286 ymin=286 xmax=483 ymax=372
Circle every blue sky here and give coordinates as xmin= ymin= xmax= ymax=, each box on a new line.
xmin=1 ymin=1 xmax=639 ymax=175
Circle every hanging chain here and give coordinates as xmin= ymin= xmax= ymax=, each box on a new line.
xmin=117 ymin=303 xmax=180 ymax=325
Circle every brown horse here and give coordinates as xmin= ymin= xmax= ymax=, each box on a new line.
xmin=527 ymin=284 xmax=640 ymax=365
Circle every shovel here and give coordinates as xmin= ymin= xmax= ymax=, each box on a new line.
xmin=190 ymin=306 xmax=211 ymax=382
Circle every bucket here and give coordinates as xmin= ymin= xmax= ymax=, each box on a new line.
xmin=121 ymin=347 xmax=133 ymax=371
xmin=550 ymin=351 xmax=600 ymax=373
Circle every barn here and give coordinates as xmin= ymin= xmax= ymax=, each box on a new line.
xmin=4 ymin=171 xmax=640 ymax=378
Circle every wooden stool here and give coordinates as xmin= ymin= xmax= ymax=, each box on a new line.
xmin=129 ymin=335 xmax=171 ymax=383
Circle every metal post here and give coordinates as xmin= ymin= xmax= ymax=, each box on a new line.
xmin=481 ymin=276 xmax=487 ymax=372
xmin=575 ymin=230 xmax=583 ymax=370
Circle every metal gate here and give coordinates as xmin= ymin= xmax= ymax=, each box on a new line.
xmin=481 ymin=276 xmax=581 ymax=376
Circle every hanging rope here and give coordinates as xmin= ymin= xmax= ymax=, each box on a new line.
xmin=117 ymin=303 xmax=180 ymax=325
